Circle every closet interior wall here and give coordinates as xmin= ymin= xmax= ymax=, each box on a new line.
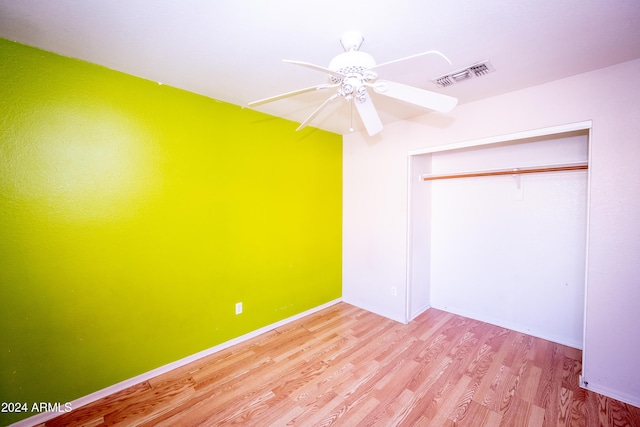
xmin=408 ymin=130 xmax=589 ymax=348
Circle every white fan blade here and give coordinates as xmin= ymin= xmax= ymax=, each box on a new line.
xmin=296 ymin=93 xmax=340 ymax=131
xmin=370 ymin=50 xmax=452 ymax=70
xmin=354 ymin=91 xmax=383 ymax=136
xmin=248 ymin=83 xmax=339 ymax=107
xmin=283 ymin=60 xmax=346 ymax=78
xmin=373 ymin=80 xmax=458 ymax=113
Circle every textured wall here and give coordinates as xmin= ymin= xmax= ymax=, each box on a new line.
xmin=0 ymin=38 xmax=342 ymax=424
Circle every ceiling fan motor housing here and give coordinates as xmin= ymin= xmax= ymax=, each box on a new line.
xmin=328 ymin=51 xmax=378 ymax=102
xmin=328 ymin=51 xmax=377 ymax=85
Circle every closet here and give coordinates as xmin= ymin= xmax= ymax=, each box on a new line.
xmin=407 ymin=122 xmax=590 ymax=349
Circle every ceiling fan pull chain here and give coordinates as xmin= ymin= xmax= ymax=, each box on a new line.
xmin=349 ymin=98 xmax=354 ymax=132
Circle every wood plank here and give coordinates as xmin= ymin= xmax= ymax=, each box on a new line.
xmin=450 ymin=400 xmax=502 ymax=427
xmin=41 ymin=303 xmax=640 ymax=427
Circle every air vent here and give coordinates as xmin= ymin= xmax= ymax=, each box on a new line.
xmin=435 ymin=75 xmax=454 ymax=87
xmin=432 ymin=60 xmax=495 ymax=88
xmin=469 ymin=62 xmax=492 ymax=76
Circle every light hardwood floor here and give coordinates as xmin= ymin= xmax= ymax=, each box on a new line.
xmin=40 ymin=302 xmax=640 ymax=426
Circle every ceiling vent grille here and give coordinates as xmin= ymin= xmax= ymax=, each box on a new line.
xmin=433 ymin=60 xmax=495 ymax=88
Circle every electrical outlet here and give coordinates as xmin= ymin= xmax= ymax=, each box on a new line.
xmin=391 ymin=286 xmax=397 ymax=296
xmin=235 ymin=302 xmax=243 ymax=315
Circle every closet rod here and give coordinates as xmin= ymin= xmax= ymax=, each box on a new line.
xmin=421 ymin=162 xmax=588 ymax=182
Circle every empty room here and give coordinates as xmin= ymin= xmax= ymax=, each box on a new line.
xmin=1 ymin=1 xmax=639 ymax=426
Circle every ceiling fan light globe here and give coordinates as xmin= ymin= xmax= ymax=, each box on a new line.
xmin=372 ymin=81 xmax=389 ymax=93
xmin=364 ymin=71 xmax=378 ymax=82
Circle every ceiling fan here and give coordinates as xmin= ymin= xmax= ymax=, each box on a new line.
xmin=248 ymin=31 xmax=458 ymax=136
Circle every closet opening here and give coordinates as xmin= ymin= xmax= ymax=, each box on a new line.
xmin=406 ymin=121 xmax=591 ymax=349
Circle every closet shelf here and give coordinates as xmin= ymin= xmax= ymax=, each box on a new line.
xmin=420 ymin=161 xmax=588 ymax=182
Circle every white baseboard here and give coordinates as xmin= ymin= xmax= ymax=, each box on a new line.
xmin=580 ymin=378 xmax=640 ymax=409
xmin=431 ymin=303 xmax=583 ymax=350
xmin=9 ymin=298 xmax=342 ymax=427
xmin=409 ymin=304 xmax=431 ymax=321
xmin=342 ymin=297 xmax=407 ymax=324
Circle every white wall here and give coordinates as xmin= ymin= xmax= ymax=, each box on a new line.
xmin=427 ymin=134 xmax=588 ymax=348
xmin=407 ymin=153 xmax=432 ymax=320
xmin=343 ymin=137 xmax=410 ymax=322
xmin=342 ymin=59 xmax=640 ymax=406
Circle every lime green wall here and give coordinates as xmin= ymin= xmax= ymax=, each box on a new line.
xmin=0 ymin=38 xmax=341 ymax=424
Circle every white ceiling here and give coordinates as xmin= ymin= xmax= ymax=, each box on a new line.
xmin=1 ymin=0 xmax=640 ymax=135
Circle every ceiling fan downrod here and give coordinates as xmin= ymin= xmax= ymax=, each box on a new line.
xmin=340 ymin=30 xmax=365 ymax=52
